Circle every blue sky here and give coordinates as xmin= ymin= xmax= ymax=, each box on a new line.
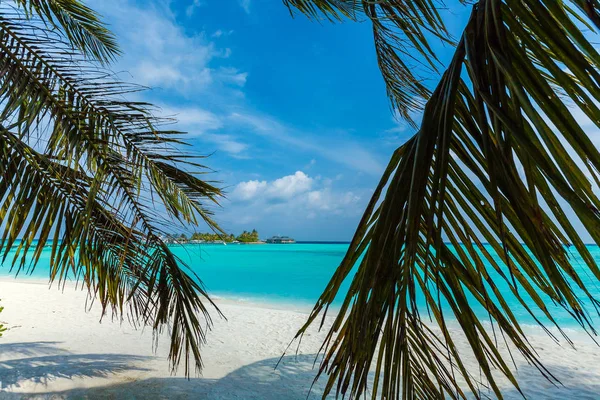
xmin=87 ymin=0 xmax=471 ymax=241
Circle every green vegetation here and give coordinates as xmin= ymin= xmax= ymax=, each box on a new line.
xmin=236 ymin=229 xmax=260 ymax=243
xmin=189 ymin=230 xmax=259 ymax=243
xmin=191 ymin=232 xmax=236 ymax=242
xmin=0 ymin=304 xmax=6 ymax=337
xmin=0 ymin=0 xmax=222 ymax=376
xmin=288 ymin=1 xmax=600 ymax=399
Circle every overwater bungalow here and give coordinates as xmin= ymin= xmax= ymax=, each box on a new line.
xmin=265 ymin=236 xmax=296 ymax=244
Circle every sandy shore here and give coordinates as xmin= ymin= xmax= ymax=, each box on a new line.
xmin=1 ymin=280 xmax=600 ymax=399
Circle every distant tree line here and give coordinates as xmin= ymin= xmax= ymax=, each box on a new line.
xmin=236 ymin=229 xmax=260 ymax=243
xmin=175 ymin=229 xmax=260 ymax=243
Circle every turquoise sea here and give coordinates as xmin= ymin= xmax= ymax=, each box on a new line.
xmin=2 ymin=242 xmax=600 ymax=329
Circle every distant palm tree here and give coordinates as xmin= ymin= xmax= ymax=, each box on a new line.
xmin=284 ymin=0 xmax=600 ymax=398
xmin=0 ymin=0 xmax=223 ymax=375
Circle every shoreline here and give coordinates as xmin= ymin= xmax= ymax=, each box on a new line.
xmin=0 ymin=276 xmax=319 ymax=314
xmin=1 ymin=280 xmax=600 ymax=398
xmin=0 ymin=276 xmax=595 ymax=335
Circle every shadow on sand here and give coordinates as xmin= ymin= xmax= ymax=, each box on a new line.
xmin=0 ymin=341 xmax=153 ymax=397
xmin=499 ymin=363 xmax=600 ymax=400
xmin=2 ymin=342 xmax=600 ymax=399
xmin=0 ymin=342 xmax=331 ymax=399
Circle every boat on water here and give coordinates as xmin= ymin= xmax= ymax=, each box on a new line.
xmin=265 ymin=236 xmax=295 ymax=244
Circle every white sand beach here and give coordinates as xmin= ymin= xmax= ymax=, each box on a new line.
xmin=1 ymin=280 xmax=600 ymax=399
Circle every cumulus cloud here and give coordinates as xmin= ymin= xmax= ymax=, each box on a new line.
xmin=229 ymin=171 xmax=363 ymax=221
xmin=267 ymin=172 xmax=313 ymax=199
xmin=232 ymin=171 xmax=313 ymax=201
xmin=232 ymin=180 xmax=268 ymax=200
xmin=221 ymin=170 xmax=366 ymax=238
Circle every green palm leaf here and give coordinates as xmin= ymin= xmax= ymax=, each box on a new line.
xmin=13 ymin=0 xmax=120 ymax=63
xmin=289 ymin=0 xmax=600 ymax=398
xmin=284 ymin=0 xmax=456 ymax=125
xmin=0 ymin=5 xmax=222 ymax=375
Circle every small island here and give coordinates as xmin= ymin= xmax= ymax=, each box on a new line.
xmin=164 ymin=230 xmax=296 ymax=245
xmin=166 ymin=229 xmax=265 ymax=244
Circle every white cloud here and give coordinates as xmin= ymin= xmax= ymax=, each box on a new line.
xmin=204 ymin=133 xmax=248 ymax=155
xmin=230 ymin=171 xmax=363 ymax=219
xmin=239 ymin=0 xmax=251 ymax=14
xmin=89 ymin=0 xmax=245 ymax=93
xmin=267 ymin=171 xmax=313 ymax=199
xmin=217 ymin=67 xmax=248 ymax=86
xmin=211 ymin=29 xmax=234 ymax=38
xmin=307 ymin=189 xmax=360 ymax=212
xmin=135 ymin=63 xmax=212 ymax=88
xmin=229 ymin=112 xmax=384 ymax=175
xmin=380 ymin=113 xmax=413 ymax=146
xmin=232 ymin=171 xmax=313 ymax=201
xmin=156 ymin=104 xmax=382 ymax=165
xmin=220 ymin=171 xmax=371 ymax=239
xmin=303 ymin=158 xmax=317 ymax=170
xmin=160 ymin=106 xmax=223 ymax=133
xmin=158 ymin=105 xmax=249 ymax=155
xmin=186 ymin=0 xmax=203 ymax=17
xmin=232 ymin=180 xmax=267 ymax=200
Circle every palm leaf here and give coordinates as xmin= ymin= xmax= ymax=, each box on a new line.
xmin=284 ymin=0 xmax=458 ymax=125
xmin=12 ymin=0 xmax=120 ymax=63
xmin=0 ymin=7 xmax=223 ymax=375
xmin=291 ymin=0 xmax=600 ymax=398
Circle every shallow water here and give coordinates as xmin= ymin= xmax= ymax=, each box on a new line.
xmin=2 ymin=242 xmax=600 ymax=329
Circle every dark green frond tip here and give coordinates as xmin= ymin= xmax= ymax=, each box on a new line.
xmin=13 ymin=0 xmax=120 ymax=63
xmin=0 ymin=305 xmax=6 ymax=337
xmin=283 ymin=0 xmax=361 ymax=20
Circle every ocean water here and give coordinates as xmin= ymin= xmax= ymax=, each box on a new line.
xmin=169 ymin=242 xmax=352 ymax=308
xmin=0 ymin=242 xmax=353 ymax=310
xmin=1 ymin=242 xmax=600 ymax=329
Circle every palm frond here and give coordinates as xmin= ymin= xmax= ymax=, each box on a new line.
xmin=12 ymin=0 xmax=120 ymax=63
xmin=294 ymin=0 xmax=600 ymax=398
xmin=0 ymin=8 xmax=223 ymax=375
xmin=284 ymin=0 xmax=458 ymax=125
